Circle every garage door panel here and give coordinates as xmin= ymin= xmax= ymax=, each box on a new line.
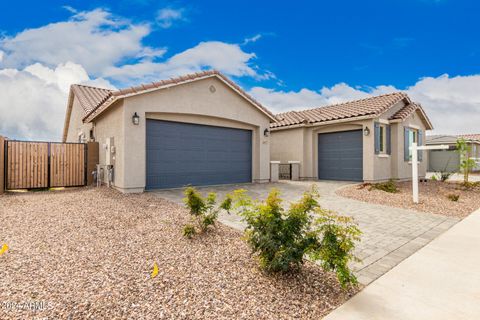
xmin=318 ymin=130 xmax=363 ymax=181
xmin=146 ymin=119 xmax=252 ymax=189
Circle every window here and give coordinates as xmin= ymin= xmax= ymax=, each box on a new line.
xmin=374 ymin=122 xmax=390 ymax=155
xmin=379 ymin=125 xmax=386 ymax=153
xmin=407 ymin=128 xmax=418 ymax=161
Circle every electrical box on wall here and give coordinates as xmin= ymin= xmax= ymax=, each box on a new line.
xmin=105 ymin=137 xmax=115 ymax=166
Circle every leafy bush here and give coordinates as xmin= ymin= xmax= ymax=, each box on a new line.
xmin=229 ymin=186 xmax=361 ymax=288
xmin=430 ymin=174 xmax=438 ymax=181
xmin=369 ymin=179 xmax=398 ymax=193
xmin=456 ymin=138 xmax=476 ymax=184
xmin=447 ymin=194 xmax=460 ymax=202
xmin=183 ymin=187 xmax=232 ymax=237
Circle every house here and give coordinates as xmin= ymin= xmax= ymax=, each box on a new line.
xmin=426 ymin=134 xmax=480 ymax=173
xmin=270 ymin=93 xmax=433 ymax=182
xmin=63 ymin=71 xmax=276 ymax=192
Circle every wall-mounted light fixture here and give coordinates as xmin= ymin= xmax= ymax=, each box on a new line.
xmin=132 ymin=112 xmax=140 ymax=125
xmin=264 ymin=128 xmax=270 ymax=137
xmin=363 ymin=126 xmax=370 ymax=136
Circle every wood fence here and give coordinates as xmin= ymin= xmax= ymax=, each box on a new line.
xmin=4 ymin=140 xmax=87 ymax=190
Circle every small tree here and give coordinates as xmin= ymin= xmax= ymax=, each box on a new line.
xmin=183 ymin=187 xmax=232 ymax=238
xmin=229 ymin=186 xmax=361 ymax=288
xmin=456 ymin=138 xmax=476 ymax=185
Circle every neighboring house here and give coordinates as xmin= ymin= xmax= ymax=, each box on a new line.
xmin=270 ymin=93 xmax=433 ymax=182
xmin=63 ymin=71 xmax=276 ymax=192
xmin=426 ymin=134 xmax=480 ymax=173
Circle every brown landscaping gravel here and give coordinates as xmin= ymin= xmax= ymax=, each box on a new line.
xmin=337 ymin=180 xmax=480 ymax=218
xmin=0 ymin=187 xmax=356 ymax=319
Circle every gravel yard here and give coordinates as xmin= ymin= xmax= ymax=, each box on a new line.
xmin=337 ymin=180 xmax=480 ymax=218
xmin=0 ymin=187 xmax=355 ymax=319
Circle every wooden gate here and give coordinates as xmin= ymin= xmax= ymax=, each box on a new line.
xmin=5 ymin=141 xmax=86 ymax=189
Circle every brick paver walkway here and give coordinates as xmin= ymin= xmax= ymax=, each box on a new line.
xmin=154 ymin=181 xmax=459 ymax=285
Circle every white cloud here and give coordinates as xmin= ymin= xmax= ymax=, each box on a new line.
xmin=0 ymin=8 xmax=270 ymax=140
xmin=156 ymin=8 xmax=186 ymax=28
xmin=250 ymin=74 xmax=480 ymax=135
xmin=0 ymin=9 xmax=157 ymax=76
xmin=242 ymin=34 xmax=262 ymax=45
xmin=0 ymin=8 xmax=477 ymax=140
xmin=0 ymin=62 xmax=114 ymax=141
xmin=103 ymin=41 xmax=267 ymax=84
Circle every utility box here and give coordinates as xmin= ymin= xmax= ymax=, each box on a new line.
xmin=105 ymin=137 xmax=115 ymax=166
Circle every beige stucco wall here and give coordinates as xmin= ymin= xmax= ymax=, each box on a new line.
xmin=392 ymin=110 xmax=428 ymax=180
xmin=270 ymin=103 xmax=429 ymax=182
xmin=93 ymin=77 xmax=271 ymax=193
xmin=65 ymin=96 xmax=93 ymax=143
xmin=92 ymin=100 xmax=125 ymax=187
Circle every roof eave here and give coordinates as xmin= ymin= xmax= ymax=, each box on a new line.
xmin=62 ymin=87 xmax=76 ymax=142
xmin=270 ymin=114 xmax=375 ymax=131
xmin=84 ymin=73 xmax=277 ymax=123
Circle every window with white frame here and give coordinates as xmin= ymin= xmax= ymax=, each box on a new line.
xmin=407 ymin=128 xmax=418 ymax=161
xmin=379 ymin=124 xmax=387 ymax=154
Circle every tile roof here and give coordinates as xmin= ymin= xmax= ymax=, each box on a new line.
xmin=426 ymin=134 xmax=480 ymax=145
xmin=71 ymin=84 xmax=113 ymax=114
xmin=426 ymin=135 xmax=458 ymax=144
xmin=458 ymin=134 xmax=480 ymax=142
xmin=389 ymin=102 xmax=419 ymax=121
xmin=78 ymin=70 xmax=276 ymax=122
xmin=271 ymin=92 xmax=409 ymax=128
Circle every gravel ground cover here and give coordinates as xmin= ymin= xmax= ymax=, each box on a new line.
xmin=337 ymin=180 xmax=480 ymax=218
xmin=0 ymin=187 xmax=356 ymax=319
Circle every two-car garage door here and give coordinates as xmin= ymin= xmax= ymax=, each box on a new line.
xmin=318 ymin=130 xmax=363 ymax=181
xmin=146 ymin=119 xmax=252 ymax=190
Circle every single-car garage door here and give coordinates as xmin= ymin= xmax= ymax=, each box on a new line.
xmin=318 ymin=130 xmax=363 ymax=181
xmin=146 ymin=119 xmax=252 ymax=189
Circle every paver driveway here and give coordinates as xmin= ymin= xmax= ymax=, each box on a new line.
xmin=154 ymin=181 xmax=459 ymax=284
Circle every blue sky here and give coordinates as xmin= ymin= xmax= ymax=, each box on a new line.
xmin=0 ymin=0 xmax=479 ymax=139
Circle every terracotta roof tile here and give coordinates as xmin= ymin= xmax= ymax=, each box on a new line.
xmin=457 ymin=134 xmax=480 ymax=142
xmin=271 ymin=92 xmax=408 ymax=128
xmin=71 ymin=84 xmax=113 ymax=114
xmin=389 ymin=102 xmax=419 ymax=121
xmin=80 ymin=70 xmax=275 ymax=122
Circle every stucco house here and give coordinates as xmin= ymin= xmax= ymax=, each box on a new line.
xmin=426 ymin=134 xmax=480 ymax=173
xmin=270 ymin=93 xmax=433 ymax=182
xmin=63 ymin=71 xmax=435 ymax=192
xmin=63 ymin=71 xmax=276 ymax=193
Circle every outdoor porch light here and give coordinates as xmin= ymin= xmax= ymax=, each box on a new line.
xmin=363 ymin=126 xmax=370 ymax=136
xmin=132 ymin=112 xmax=140 ymax=125
xmin=264 ymin=128 xmax=270 ymax=137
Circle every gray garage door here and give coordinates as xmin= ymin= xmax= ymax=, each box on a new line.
xmin=146 ymin=119 xmax=252 ymax=190
xmin=318 ymin=130 xmax=363 ymax=181
xmin=428 ymin=150 xmax=460 ymax=172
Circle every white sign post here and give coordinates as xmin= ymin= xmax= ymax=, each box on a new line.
xmin=410 ymin=143 xmax=449 ymax=204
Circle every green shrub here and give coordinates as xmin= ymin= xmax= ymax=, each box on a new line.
xmin=369 ymin=179 xmax=398 ymax=193
xmin=430 ymin=174 xmax=438 ymax=181
xmin=447 ymin=194 xmax=460 ymax=202
xmin=311 ymin=210 xmax=361 ymax=287
xmin=229 ymin=186 xmax=361 ymax=288
xmin=183 ymin=187 xmax=232 ymax=237
xmin=183 ymin=224 xmax=197 ymax=238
